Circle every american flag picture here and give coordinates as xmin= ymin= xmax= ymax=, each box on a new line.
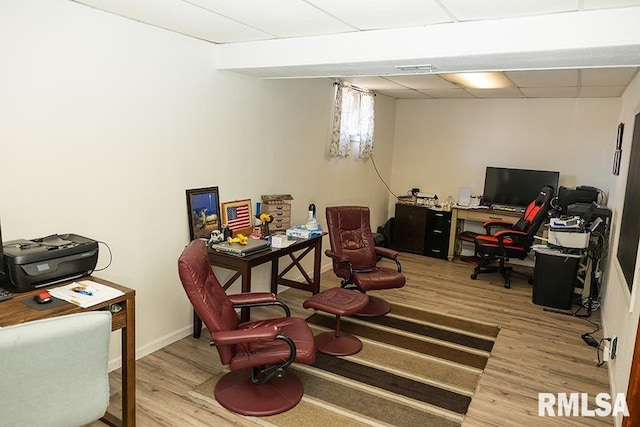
xmin=226 ymin=204 xmax=251 ymax=230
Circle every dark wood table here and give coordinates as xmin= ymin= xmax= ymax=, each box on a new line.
xmin=193 ymin=234 xmax=325 ymax=337
xmin=0 ymin=277 xmax=136 ymax=427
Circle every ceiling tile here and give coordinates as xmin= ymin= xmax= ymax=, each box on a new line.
xmin=376 ymin=89 xmax=432 ymax=99
xmin=580 ymin=67 xmax=638 ymax=86
xmin=385 ymin=75 xmax=457 ymax=89
xmin=465 ymin=87 xmax=525 ymax=98
xmin=580 ymin=86 xmax=626 ymax=97
xmin=75 ymin=0 xmax=272 ymax=42
xmin=506 ymin=70 xmax=578 ymax=87
xmin=338 ymin=76 xmax=406 ymax=90
xmin=440 ymin=0 xmax=579 ymax=21
xmin=583 ymin=0 xmax=640 ymax=10
xmin=188 ymin=0 xmax=355 ymax=37
xmin=520 ymin=87 xmax=580 ymax=97
xmin=417 ymin=88 xmax=476 ymax=99
xmin=305 ymin=0 xmax=452 ymax=30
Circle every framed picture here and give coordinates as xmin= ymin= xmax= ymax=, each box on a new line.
xmin=613 ymin=122 xmax=624 ymax=176
xmin=221 ymin=199 xmax=253 ymax=237
xmin=186 ymin=187 xmax=221 ymax=240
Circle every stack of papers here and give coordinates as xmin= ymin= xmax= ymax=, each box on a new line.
xmin=48 ymin=280 xmax=124 ymax=308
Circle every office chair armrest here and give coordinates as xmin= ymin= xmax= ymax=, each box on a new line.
xmin=211 ymin=325 xmax=280 ymax=346
xmin=493 ymin=229 xmax=528 ymax=246
xmin=375 ymin=247 xmax=399 ymax=260
xmin=325 ymin=250 xmax=350 ymax=263
xmin=375 ymin=247 xmax=402 ymax=272
xmin=229 ymin=292 xmax=277 ymax=305
xmin=229 ymin=292 xmax=291 ymax=318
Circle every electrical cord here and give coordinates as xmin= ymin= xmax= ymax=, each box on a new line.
xmin=93 ymin=240 xmax=113 ymax=272
xmin=597 ymin=338 xmax=612 ymax=367
xmin=370 ymin=155 xmax=398 ymax=198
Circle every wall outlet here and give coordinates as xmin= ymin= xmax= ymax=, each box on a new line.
xmin=603 ymin=341 xmax=610 ymax=362
xmin=610 ymin=336 xmax=618 ymax=360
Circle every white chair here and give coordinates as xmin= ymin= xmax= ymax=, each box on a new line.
xmin=0 ymin=311 xmax=112 ymax=427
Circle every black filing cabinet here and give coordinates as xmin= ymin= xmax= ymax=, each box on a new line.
xmin=424 ymin=209 xmax=451 ymax=259
xmin=392 ymin=204 xmax=451 ymax=259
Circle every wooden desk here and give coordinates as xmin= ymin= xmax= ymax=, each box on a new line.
xmin=448 ymin=207 xmax=521 ymax=261
xmin=193 ymin=234 xmax=325 ymax=337
xmin=0 ymin=277 xmax=136 ymax=427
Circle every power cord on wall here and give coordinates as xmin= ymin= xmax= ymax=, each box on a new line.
xmin=370 ymin=155 xmax=398 ymax=198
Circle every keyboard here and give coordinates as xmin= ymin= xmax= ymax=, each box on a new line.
xmin=491 ymin=204 xmax=525 ymax=213
xmin=0 ymin=286 xmax=15 ymax=302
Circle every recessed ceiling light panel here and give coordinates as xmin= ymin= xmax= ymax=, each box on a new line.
xmin=441 ymin=72 xmax=513 ymax=89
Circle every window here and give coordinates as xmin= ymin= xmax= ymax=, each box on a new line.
xmin=329 ymin=82 xmax=375 ymax=159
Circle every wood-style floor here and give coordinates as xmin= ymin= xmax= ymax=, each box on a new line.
xmin=93 ymin=253 xmax=613 ymax=427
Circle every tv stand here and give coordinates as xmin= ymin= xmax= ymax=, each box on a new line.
xmin=447 ymin=207 xmax=521 ymax=261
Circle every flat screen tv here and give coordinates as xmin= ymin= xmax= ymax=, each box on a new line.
xmin=482 ymin=167 xmax=559 ymax=208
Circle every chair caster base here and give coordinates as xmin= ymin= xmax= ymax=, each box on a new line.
xmin=214 ymin=369 xmax=303 ymax=416
xmin=353 ymin=295 xmax=391 ymax=317
xmin=314 ymin=331 xmax=363 ymax=356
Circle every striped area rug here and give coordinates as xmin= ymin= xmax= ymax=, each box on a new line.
xmin=190 ymin=303 xmax=500 ymax=426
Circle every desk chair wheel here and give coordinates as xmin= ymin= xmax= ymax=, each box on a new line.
xmin=470 ymin=273 xmax=477 ymax=280
xmin=528 ymin=278 xmax=534 ymax=285
xmin=504 ymin=281 xmax=511 ymax=289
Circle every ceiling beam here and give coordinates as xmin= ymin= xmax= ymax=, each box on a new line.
xmin=215 ymin=7 xmax=640 ymax=78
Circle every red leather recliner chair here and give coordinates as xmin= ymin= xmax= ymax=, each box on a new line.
xmin=178 ymin=240 xmax=316 ymax=416
xmin=468 ymin=186 xmax=553 ymax=288
xmin=325 ymin=206 xmax=406 ymax=316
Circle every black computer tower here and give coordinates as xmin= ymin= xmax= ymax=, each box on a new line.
xmin=532 ymin=251 xmax=580 ymax=309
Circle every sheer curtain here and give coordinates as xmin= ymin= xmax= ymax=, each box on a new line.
xmin=329 ymin=82 xmax=375 ymax=159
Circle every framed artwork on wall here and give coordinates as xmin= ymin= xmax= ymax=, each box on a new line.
xmin=186 ymin=187 xmax=221 ymax=241
xmin=221 ymin=199 xmax=253 ymax=237
xmin=617 ymin=114 xmax=640 ymax=293
xmin=613 ymin=122 xmax=624 ymax=176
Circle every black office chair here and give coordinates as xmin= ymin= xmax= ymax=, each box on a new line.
xmin=468 ymin=186 xmax=553 ymax=288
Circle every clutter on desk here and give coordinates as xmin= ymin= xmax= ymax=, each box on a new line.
xmin=286 ymin=224 xmax=323 ymax=239
xmin=260 ymin=194 xmax=293 ymax=235
xmin=270 ymin=234 xmax=294 ymax=248
xmin=48 ymin=280 xmax=124 ymax=308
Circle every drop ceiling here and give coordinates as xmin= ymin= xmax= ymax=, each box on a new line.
xmin=73 ymin=0 xmax=640 ymax=99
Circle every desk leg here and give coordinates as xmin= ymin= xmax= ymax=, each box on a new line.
xmin=193 ymin=311 xmax=202 ymax=338
xmin=123 ymin=298 xmax=136 ymax=426
xmin=312 ymin=238 xmax=322 ymax=294
xmin=448 ymin=209 xmax=460 ymax=261
xmin=271 ymin=258 xmax=279 ymax=295
xmin=240 ymin=266 xmax=251 ymax=323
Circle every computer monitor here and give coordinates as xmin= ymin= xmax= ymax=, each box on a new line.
xmin=482 ymin=166 xmax=560 ymax=208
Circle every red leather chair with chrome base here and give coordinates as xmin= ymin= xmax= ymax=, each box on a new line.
xmin=470 ymin=186 xmax=553 ymax=288
xmin=325 ymin=206 xmax=405 ymax=316
xmin=178 ymin=240 xmax=316 ymax=416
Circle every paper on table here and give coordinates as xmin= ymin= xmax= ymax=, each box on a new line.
xmin=48 ymin=280 xmax=124 ymax=308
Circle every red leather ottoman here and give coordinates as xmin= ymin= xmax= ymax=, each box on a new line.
xmin=303 ymin=288 xmax=369 ymax=356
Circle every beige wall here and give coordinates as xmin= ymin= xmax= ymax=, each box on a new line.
xmin=602 ymin=72 xmax=640 ymax=427
xmin=391 ymin=98 xmax=620 ymax=203
xmin=0 ymin=0 xmax=397 ymax=364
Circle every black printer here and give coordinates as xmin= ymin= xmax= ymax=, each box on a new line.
xmin=1 ymin=234 xmax=98 ymax=292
